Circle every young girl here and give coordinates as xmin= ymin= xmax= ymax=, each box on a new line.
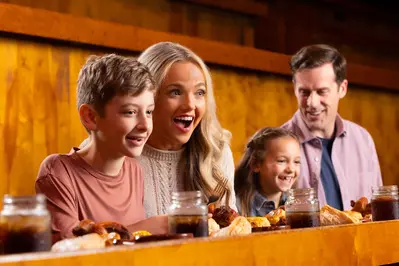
xmin=234 ymin=127 xmax=301 ymax=217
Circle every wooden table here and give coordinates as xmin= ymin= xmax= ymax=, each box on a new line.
xmin=1 ymin=221 xmax=399 ymax=266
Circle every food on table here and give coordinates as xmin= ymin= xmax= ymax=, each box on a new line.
xmin=320 ymin=205 xmax=361 ymax=226
xmin=51 ymin=233 xmax=105 ymax=252
xmin=132 ymin=230 xmax=152 ymax=237
xmin=211 ymin=216 xmax=252 ymax=237
xmin=52 ymin=198 xmax=379 ymax=253
xmin=343 ymin=211 xmax=363 ymax=221
xmin=212 ymin=206 xmax=239 ymax=228
xmin=208 ymin=203 xmax=216 ymax=215
xmin=265 ymin=208 xmax=287 ymax=226
xmin=208 ymin=218 xmax=220 ymax=235
xmin=73 ymin=219 xmax=131 ymax=241
xmin=71 ymin=219 xmax=95 ymax=236
xmin=351 ymin=197 xmax=371 ymax=217
xmin=246 ymin=217 xmax=271 ymax=228
xmin=362 ymin=214 xmax=372 ymax=222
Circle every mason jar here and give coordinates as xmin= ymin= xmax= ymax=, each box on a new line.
xmin=0 ymin=194 xmax=52 ymax=254
xmin=371 ymin=185 xmax=399 ymax=221
xmin=167 ymin=191 xmax=208 ymax=237
xmin=285 ymin=188 xmax=321 ymax=229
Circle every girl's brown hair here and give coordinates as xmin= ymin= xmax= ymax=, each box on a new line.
xmin=234 ymin=127 xmax=299 ymax=216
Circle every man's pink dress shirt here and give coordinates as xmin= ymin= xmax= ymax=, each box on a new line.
xmin=282 ymin=110 xmax=383 ymax=210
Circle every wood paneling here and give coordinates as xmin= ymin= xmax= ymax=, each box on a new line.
xmin=0 ymin=38 xmax=91 ymax=200
xmin=255 ymin=0 xmax=399 ymax=70
xmin=214 ymin=68 xmax=399 ymax=186
xmin=0 ymin=35 xmax=397 ymax=202
xmin=173 ymin=0 xmax=268 ymax=16
xmin=0 ymin=0 xmax=254 ymax=46
xmin=2 ymin=221 xmax=399 ymax=265
xmin=0 ymin=3 xmax=398 ymax=91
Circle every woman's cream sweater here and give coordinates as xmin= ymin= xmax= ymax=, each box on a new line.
xmin=137 ymin=144 xmax=237 ymax=217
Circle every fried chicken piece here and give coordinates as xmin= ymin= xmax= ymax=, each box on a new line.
xmin=97 ymin=221 xmax=131 ymax=240
xmin=72 ymin=219 xmax=95 ymax=236
xmin=212 ymin=206 xmax=239 ymax=228
xmin=246 ymin=217 xmax=271 ymax=228
xmin=208 ymin=203 xmax=216 ymax=215
xmin=265 ymin=208 xmax=286 ymax=225
xmin=72 ymin=220 xmax=131 ymax=241
xmin=350 ymin=197 xmax=371 ymax=217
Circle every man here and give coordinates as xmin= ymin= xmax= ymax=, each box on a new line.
xmin=282 ymin=44 xmax=382 ymax=210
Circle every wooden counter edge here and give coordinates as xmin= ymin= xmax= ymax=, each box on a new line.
xmin=0 ymin=3 xmax=398 ymax=91
xmin=1 ymin=220 xmax=399 ymax=265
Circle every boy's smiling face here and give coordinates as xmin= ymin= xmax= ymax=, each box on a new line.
xmin=94 ymin=90 xmax=155 ymax=158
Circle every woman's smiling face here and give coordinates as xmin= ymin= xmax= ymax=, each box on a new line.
xmin=148 ymin=61 xmax=207 ymax=150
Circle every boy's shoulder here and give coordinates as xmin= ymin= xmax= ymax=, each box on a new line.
xmin=37 ymin=152 xmax=77 ymax=181
xmin=123 ymin=157 xmax=143 ymax=178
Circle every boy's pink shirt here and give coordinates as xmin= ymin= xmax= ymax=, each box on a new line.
xmin=35 ymin=148 xmax=145 ymax=239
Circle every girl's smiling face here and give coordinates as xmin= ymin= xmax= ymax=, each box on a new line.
xmin=254 ymin=136 xmax=301 ymax=194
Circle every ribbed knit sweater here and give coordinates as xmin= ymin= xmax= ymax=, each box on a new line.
xmin=137 ymin=144 xmax=237 ymax=217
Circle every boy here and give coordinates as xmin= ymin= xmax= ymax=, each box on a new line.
xmin=36 ymin=54 xmax=166 ymax=239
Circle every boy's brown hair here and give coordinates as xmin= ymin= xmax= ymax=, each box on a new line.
xmin=77 ymin=54 xmax=155 ymax=116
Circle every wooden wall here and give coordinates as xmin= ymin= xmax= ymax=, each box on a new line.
xmin=0 ymin=35 xmax=398 ymax=204
xmin=0 ymin=37 xmax=89 ymax=200
xmin=0 ymin=1 xmax=398 ymax=205
xmin=255 ymin=0 xmax=399 ymax=70
xmin=214 ymin=67 xmax=399 ymax=187
xmin=0 ymin=0 xmax=256 ymax=46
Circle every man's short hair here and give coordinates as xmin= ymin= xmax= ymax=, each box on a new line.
xmin=290 ymin=44 xmax=347 ymax=85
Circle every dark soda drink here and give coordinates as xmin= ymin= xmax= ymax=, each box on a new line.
xmin=371 ymin=197 xmax=399 ymax=221
xmin=2 ymin=226 xmax=51 ymax=254
xmin=168 ymin=215 xmax=208 ymax=237
xmin=286 ymin=211 xmax=320 ymax=229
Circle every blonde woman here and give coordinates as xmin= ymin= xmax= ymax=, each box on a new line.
xmin=137 ymin=42 xmax=236 ymax=217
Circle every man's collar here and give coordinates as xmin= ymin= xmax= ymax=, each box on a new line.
xmin=292 ymin=110 xmax=347 ymax=144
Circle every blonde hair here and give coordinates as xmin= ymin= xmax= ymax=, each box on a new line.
xmin=234 ymin=127 xmax=299 ymax=216
xmin=138 ymin=42 xmax=231 ymax=204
